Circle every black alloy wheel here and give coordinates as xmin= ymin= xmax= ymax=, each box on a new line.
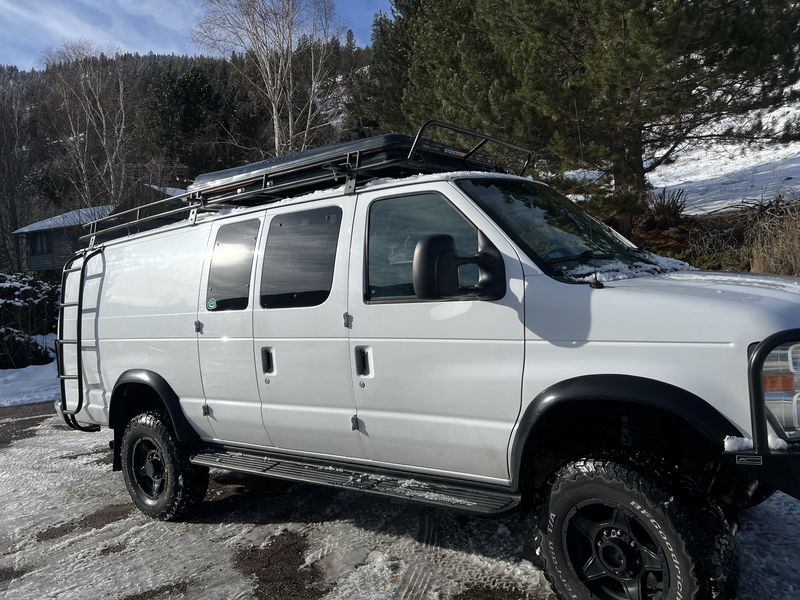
xmin=131 ymin=436 xmax=166 ymax=502
xmin=564 ymin=500 xmax=668 ymax=600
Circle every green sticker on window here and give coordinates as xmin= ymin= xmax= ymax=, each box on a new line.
xmin=207 ymin=298 xmax=217 ymax=310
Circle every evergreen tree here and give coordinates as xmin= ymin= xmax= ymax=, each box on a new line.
xmin=368 ymin=0 xmax=800 ymax=203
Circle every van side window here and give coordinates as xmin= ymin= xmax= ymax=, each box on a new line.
xmin=206 ymin=219 xmax=260 ymax=311
xmin=260 ymin=206 xmax=342 ymax=309
xmin=367 ymin=193 xmax=479 ymax=301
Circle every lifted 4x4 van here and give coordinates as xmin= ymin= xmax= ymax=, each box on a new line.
xmin=57 ymin=121 xmax=800 ymax=600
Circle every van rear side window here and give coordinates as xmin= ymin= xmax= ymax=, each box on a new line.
xmin=206 ymin=219 xmax=261 ymax=311
xmin=260 ymin=206 xmax=342 ymax=309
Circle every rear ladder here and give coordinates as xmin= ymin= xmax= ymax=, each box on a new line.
xmin=56 ymin=247 xmax=104 ymax=432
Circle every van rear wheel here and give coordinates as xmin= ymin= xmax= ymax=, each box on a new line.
xmin=120 ymin=412 xmax=208 ymax=520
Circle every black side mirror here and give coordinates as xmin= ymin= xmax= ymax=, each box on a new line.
xmin=412 ymin=232 xmax=506 ymax=301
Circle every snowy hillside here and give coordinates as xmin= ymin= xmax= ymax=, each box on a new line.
xmin=649 ymin=100 xmax=800 ymax=214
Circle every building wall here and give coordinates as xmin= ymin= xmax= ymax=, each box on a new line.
xmin=24 ymin=227 xmax=84 ymax=276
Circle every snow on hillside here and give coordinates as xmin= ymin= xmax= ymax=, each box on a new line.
xmin=649 ymin=100 xmax=800 ymax=214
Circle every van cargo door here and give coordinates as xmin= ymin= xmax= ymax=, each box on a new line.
xmin=197 ymin=212 xmax=272 ymax=447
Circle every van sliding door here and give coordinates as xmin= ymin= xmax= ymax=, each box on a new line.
xmin=252 ymin=199 xmax=365 ymax=459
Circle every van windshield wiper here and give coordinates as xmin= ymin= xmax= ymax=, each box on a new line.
xmin=546 ymin=249 xmax=615 ymax=264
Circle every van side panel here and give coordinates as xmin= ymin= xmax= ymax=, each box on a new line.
xmin=74 ymin=225 xmax=212 ymax=434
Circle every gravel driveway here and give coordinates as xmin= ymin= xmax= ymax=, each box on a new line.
xmin=0 ymin=402 xmax=797 ymax=599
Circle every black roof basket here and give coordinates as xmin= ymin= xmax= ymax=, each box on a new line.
xmin=81 ymin=120 xmax=533 ymax=243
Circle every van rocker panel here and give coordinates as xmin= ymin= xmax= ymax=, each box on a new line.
xmin=190 ymin=445 xmax=520 ymax=515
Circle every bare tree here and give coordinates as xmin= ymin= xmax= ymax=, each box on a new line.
xmin=44 ymin=41 xmax=137 ymax=209
xmin=0 ymin=68 xmax=43 ymax=271
xmin=194 ymin=0 xmax=341 ymax=157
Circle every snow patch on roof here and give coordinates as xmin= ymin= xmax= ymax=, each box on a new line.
xmin=13 ymin=205 xmax=114 ymax=234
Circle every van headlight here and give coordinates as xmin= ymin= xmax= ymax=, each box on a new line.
xmin=763 ymin=342 xmax=800 ymax=442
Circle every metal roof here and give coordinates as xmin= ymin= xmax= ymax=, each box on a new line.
xmin=13 ymin=205 xmax=115 ymax=234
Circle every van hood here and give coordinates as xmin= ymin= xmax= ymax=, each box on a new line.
xmin=611 ymin=270 xmax=800 ymax=305
xmin=602 ymin=270 xmax=800 ymax=343
xmin=527 ymin=270 xmax=800 ymax=345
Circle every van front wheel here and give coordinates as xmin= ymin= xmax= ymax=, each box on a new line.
xmin=120 ymin=412 xmax=208 ymax=520
xmin=538 ymin=459 xmax=734 ymax=600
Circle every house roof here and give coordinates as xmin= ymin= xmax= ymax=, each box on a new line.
xmin=13 ymin=205 xmax=115 ymax=234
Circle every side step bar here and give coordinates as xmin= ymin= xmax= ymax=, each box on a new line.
xmin=190 ymin=447 xmax=520 ymax=515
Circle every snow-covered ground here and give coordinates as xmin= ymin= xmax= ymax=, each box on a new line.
xmin=0 ymin=361 xmax=59 ymax=407
xmin=649 ymin=100 xmax=800 ymax=214
xmin=0 ymin=334 xmax=59 ymax=407
xmin=649 ymin=139 xmax=800 ymax=214
xmin=0 ymin=407 xmax=551 ymax=600
xmin=0 ymin=402 xmax=798 ymax=599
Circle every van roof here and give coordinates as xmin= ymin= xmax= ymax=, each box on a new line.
xmin=88 ymin=171 xmax=532 ymax=251
xmin=79 ymin=121 xmax=534 ymax=248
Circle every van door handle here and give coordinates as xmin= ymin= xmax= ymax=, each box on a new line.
xmin=261 ymin=347 xmax=275 ymax=375
xmin=355 ymin=346 xmax=370 ymax=376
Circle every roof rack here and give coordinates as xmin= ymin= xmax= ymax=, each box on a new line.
xmin=81 ymin=120 xmax=533 ymax=243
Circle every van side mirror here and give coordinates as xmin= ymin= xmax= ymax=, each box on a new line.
xmin=412 ymin=232 xmax=506 ymax=301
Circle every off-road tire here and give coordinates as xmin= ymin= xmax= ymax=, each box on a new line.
xmin=538 ymin=459 xmax=735 ymax=600
xmin=120 ymin=412 xmax=209 ymax=520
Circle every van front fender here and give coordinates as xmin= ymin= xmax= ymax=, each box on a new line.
xmin=509 ymin=374 xmax=741 ymax=492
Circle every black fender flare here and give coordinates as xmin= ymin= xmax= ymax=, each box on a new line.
xmin=109 ymin=369 xmax=200 ymax=444
xmin=509 ymin=374 xmax=741 ymax=491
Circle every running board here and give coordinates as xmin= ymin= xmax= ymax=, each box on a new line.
xmin=189 ymin=447 xmax=520 ymax=515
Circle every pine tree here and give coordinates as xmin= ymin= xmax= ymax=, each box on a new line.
xmin=367 ymin=0 xmax=800 ymax=204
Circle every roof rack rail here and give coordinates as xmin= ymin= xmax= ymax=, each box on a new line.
xmin=81 ymin=121 xmax=533 ymax=243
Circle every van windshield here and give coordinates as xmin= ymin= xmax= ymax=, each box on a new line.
xmin=456 ymin=177 xmax=670 ymax=281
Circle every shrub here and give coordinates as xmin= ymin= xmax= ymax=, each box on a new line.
xmin=749 ymin=200 xmax=800 ymax=277
xmin=648 ymin=187 xmax=687 ymax=226
xmin=0 ymin=327 xmax=51 ymax=369
xmin=0 ymin=273 xmax=59 ymax=369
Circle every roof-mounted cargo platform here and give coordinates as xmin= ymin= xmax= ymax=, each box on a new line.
xmin=81 ymin=120 xmax=533 ymax=243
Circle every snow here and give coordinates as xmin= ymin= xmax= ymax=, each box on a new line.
xmin=12 ymin=205 xmax=114 ymax=234
xmin=649 ymin=99 xmax=800 ymax=214
xmin=563 ymin=252 xmax=695 ymax=283
xmin=145 ymin=183 xmax=188 ymax=198
xmin=723 ymin=430 xmax=791 ymax=452
xmin=724 ymin=435 xmax=754 ymax=452
xmin=0 ymin=360 xmax=59 ymax=407
xmin=0 ymin=401 xmax=799 ymax=598
xmin=0 ymin=334 xmax=59 ymax=407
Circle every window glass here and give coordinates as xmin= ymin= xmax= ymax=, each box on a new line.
xmin=261 ymin=206 xmax=342 ymax=309
xmin=206 ymin=219 xmax=260 ymax=311
xmin=30 ymin=233 xmax=51 ymax=256
xmin=367 ymin=193 xmax=479 ymax=300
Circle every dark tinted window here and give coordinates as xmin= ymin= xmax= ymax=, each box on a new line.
xmin=367 ymin=193 xmax=478 ymax=300
xmin=260 ymin=206 xmax=342 ymax=309
xmin=206 ymin=219 xmax=260 ymax=311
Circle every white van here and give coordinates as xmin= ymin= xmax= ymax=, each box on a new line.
xmin=57 ymin=122 xmax=800 ymax=600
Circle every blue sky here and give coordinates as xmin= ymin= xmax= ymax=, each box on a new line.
xmin=0 ymin=0 xmax=391 ymax=70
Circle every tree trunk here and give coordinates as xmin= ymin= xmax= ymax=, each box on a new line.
xmin=609 ymin=128 xmax=648 ymax=237
xmin=612 ymin=130 xmax=647 ymax=204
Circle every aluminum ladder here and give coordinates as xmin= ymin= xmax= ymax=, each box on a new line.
xmin=56 ymin=247 xmax=103 ymax=432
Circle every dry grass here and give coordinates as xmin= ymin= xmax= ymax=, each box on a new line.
xmin=749 ymin=201 xmax=800 ymax=277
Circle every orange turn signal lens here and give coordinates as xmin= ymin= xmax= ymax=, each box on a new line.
xmin=763 ymin=373 xmax=796 ymax=393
